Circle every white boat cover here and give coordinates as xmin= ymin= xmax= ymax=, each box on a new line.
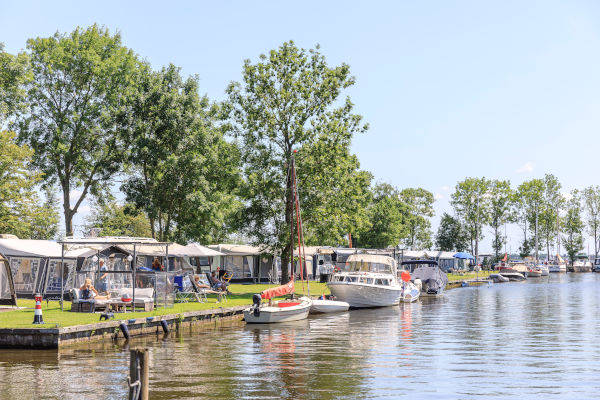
xmin=346 ymin=254 xmax=395 ymax=266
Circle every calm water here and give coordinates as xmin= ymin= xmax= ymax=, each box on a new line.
xmin=2 ymin=273 xmax=600 ymax=399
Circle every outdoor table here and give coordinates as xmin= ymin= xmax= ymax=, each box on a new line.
xmin=106 ymin=299 xmax=133 ymax=313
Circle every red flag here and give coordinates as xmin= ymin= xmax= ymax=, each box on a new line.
xmin=502 ymin=253 xmax=507 ymax=262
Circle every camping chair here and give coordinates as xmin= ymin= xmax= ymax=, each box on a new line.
xmin=198 ymin=274 xmax=228 ymax=303
xmin=174 ymin=275 xmax=202 ymax=303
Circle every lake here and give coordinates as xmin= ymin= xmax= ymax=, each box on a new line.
xmin=1 ymin=273 xmax=600 ymax=399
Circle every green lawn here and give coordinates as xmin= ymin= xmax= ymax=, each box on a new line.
xmin=0 ymin=282 xmax=330 ymax=329
xmin=447 ymin=270 xmax=493 ymax=282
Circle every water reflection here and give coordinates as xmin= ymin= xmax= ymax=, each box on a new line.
xmin=2 ymin=274 xmax=600 ymax=398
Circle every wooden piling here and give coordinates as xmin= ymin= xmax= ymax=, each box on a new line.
xmin=129 ymin=348 xmax=149 ymax=400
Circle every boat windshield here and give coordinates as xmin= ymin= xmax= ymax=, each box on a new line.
xmin=347 ymin=260 xmax=392 ymax=274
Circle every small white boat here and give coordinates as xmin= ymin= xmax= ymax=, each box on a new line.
xmin=489 ymin=273 xmax=509 ymax=283
xmin=527 ymin=266 xmax=542 ymax=277
xmin=244 ymin=295 xmax=312 ymax=324
xmin=310 ymin=298 xmax=350 ymax=314
xmin=401 ymin=260 xmax=448 ymax=297
xmin=400 ymin=280 xmax=421 ymax=302
xmin=572 ymin=259 xmax=593 ymax=272
xmin=498 ymin=268 xmax=526 ymax=281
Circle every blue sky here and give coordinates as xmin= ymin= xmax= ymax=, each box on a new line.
xmin=2 ymin=1 xmax=600 ymax=252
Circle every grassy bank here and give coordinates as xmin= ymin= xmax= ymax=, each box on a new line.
xmin=0 ymin=282 xmax=329 ymax=329
xmin=447 ymin=270 xmax=493 ymax=282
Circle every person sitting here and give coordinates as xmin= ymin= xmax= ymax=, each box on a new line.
xmin=208 ymin=271 xmax=228 ymax=292
xmin=80 ymin=278 xmax=110 ymax=301
xmin=194 ymin=275 xmax=211 ymax=289
xmin=151 ymin=257 xmax=164 ymax=271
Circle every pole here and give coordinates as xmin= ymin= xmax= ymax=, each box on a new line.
xmin=132 ymin=244 xmax=136 ymax=313
xmin=129 ymin=348 xmax=149 ymax=400
xmin=60 ymin=244 xmax=65 ymax=311
xmin=535 ymin=204 xmax=539 ymax=265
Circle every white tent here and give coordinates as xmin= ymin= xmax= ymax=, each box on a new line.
xmin=0 ymin=254 xmax=17 ymax=306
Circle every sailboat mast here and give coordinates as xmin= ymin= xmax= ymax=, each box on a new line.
xmin=291 ymin=152 xmax=309 ymax=296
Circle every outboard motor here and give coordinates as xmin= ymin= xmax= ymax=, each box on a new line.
xmin=252 ymin=293 xmax=262 ymax=317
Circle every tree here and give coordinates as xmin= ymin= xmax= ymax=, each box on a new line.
xmin=0 ymin=130 xmax=59 ymax=238
xmin=399 ymin=187 xmax=434 ymax=250
xmin=356 ymin=183 xmax=405 ymax=248
xmin=0 ymin=43 xmax=28 ymax=124
xmin=582 ymin=186 xmax=600 ymax=258
xmin=487 ymin=180 xmax=513 ymax=260
xmin=84 ymin=200 xmax=151 ymax=238
xmin=122 ymin=64 xmax=241 ymax=243
xmin=539 ymin=174 xmax=562 ymax=261
xmin=435 ymin=212 xmax=469 ymax=252
xmin=14 ymin=25 xmax=141 ymax=236
xmin=563 ymin=190 xmax=584 ymax=264
xmin=514 ymin=179 xmax=545 ymax=261
xmin=226 ymin=41 xmax=368 ymax=282
xmin=451 ymin=177 xmax=490 ymax=260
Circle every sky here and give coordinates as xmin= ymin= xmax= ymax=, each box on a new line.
xmin=1 ymin=1 xmax=600 ymax=253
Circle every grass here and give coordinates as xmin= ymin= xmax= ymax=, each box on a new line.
xmin=0 ymin=282 xmax=330 ymax=329
xmin=447 ymin=270 xmax=494 ymax=282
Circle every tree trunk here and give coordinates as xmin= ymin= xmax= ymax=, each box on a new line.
xmin=62 ymin=182 xmax=74 ymax=237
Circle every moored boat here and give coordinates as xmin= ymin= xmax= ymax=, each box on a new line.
xmin=527 ymin=266 xmax=542 ymax=277
xmin=572 ymin=257 xmax=592 ymax=272
xmin=498 ymin=268 xmax=526 ymax=281
xmin=244 ymin=290 xmax=312 ymax=323
xmin=310 ymin=298 xmax=350 ymax=314
xmin=489 ymin=273 xmax=509 ymax=283
xmin=327 ymin=254 xmax=409 ymax=308
xmin=402 ymin=260 xmax=448 ymax=297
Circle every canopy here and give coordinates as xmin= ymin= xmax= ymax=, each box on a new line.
xmin=184 ymin=243 xmax=225 ymax=257
xmin=0 ymin=239 xmax=64 ymax=258
xmin=261 ymin=280 xmax=294 ymax=300
xmin=453 ymin=252 xmax=475 ymax=260
xmin=0 ymin=254 xmax=17 ymax=306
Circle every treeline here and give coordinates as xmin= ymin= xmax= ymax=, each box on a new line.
xmin=436 ymin=175 xmax=600 ymax=264
xmin=0 ymin=25 xmax=435 ymax=281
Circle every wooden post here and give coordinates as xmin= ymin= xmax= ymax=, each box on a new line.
xmin=129 ymin=348 xmax=149 ymax=400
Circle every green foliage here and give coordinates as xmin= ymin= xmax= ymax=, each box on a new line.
xmin=435 ymin=212 xmax=469 ymax=252
xmin=226 ymin=41 xmax=368 ymax=281
xmin=513 ymin=178 xmax=545 ymax=258
xmin=84 ymin=200 xmax=151 ymax=238
xmin=14 ymin=25 xmax=142 ymax=236
xmin=122 ymin=64 xmax=241 ymax=243
xmin=356 ymin=183 xmax=406 ymax=248
xmin=563 ymin=190 xmax=584 ymax=264
xmin=399 ymin=187 xmax=434 ymax=250
xmin=582 ymin=185 xmax=600 ymax=258
xmin=0 ymin=131 xmax=59 ymax=238
xmin=451 ymin=177 xmax=490 ymax=256
xmin=0 ymin=43 xmax=28 ymax=124
xmin=488 ymin=180 xmax=512 ymax=258
xmin=539 ymin=174 xmax=562 ymax=259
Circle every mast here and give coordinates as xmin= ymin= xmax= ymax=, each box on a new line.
xmin=291 ymin=151 xmax=309 ymax=296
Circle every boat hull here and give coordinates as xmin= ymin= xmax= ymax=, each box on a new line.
xmin=309 ymin=299 xmax=350 ymax=314
xmin=244 ymin=298 xmax=312 ymax=324
xmin=327 ymin=282 xmax=403 ymax=308
xmin=548 ymin=265 xmax=566 ymax=273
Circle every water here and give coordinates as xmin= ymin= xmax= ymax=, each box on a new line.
xmin=2 ymin=274 xmax=600 ymax=399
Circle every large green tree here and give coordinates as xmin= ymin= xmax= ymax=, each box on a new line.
xmin=582 ymin=185 xmax=600 ymax=258
xmin=487 ymin=179 xmax=513 ymax=260
xmin=399 ymin=187 xmax=434 ymax=250
xmin=14 ymin=25 xmax=140 ymax=236
xmin=226 ymin=41 xmax=368 ymax=282
xmin=84 ymin=200 xmax=151 ymax=238
xmin=356 ymin=183 xmax=406 ymax=249
xmin=540 ymin=174 xmax=563 ymax=260
xmin=0 ymin=43 xmax=28 ymax=124
xmin=0 ymin=130 xmax=59 ymax=238
xmin=514 ymin=178 xmax=545 ymax=260
xmin=451 ymin=177 xmax=490 ymax=261
xmin=123 ymin=64 xmax=240 ymax=243
xmin=563 ymin=190 xmax=584 ymax=264
xmin=435 ymin=212 xmax=469 ymax=252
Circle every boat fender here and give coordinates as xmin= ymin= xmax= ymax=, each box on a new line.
xmin=252 ymin=293 xmax=261 ymax=317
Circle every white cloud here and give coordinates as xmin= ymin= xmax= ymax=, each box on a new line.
xmin=434 ymin=193 xmax=444 ymax=200
xmin=516 ymin=161 xmax=534 ymax=174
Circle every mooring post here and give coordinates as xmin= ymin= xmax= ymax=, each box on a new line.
xmin=129 ymin=348 xmax=149 ymax=400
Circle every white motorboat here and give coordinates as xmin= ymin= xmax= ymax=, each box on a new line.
xmin=572 ymin=258 xmax=592 ymax=272
xmin=498 ymin=268 xmax=526 ymax=281
xmin=527 ymin=266 xmax=542 ymax=277
xmin=310 ymin=298 xmax=350 ymax=314
xmin=244 ymin=292 xmax=312 ymax=324
xmin=538 ymin=265 xmax=549 ymax=276
xmin=489 ymin=273 xmax=509 ymax=283
xmin=327 ymin=254 xmax=408 ymax=308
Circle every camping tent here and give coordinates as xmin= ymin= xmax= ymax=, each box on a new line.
xmin=0 ymin=254 xmax=17 ymax=306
